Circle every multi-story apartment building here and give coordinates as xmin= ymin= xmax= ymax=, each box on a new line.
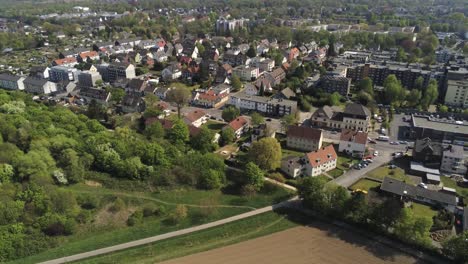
xmin=23 ymin=77 xmax=57 ymax=94
xmin=97 ymin=63 xmax=136 ymax=83
xmin=444 ymin=69 xmax=468 ymax=108
xmin=216 ymin=17 xmax=249 ymax=33
xmin=78 ymin=71 xmax=103 ymax=88
xmin=228 ymin=92 xmax=297 ymax=117
xmin=310 ymin=103 xmax=371 ymax=132
xmin=281 ymin=145 xmax=337 ymax=178
xmin=0 ymin=74 xmax=25 ymax=90
xmin=317 ymin=76 xmax=351 ymax=96
xmin=232 ymin=65 xmax=259 ymax=81
xmin=49 ymin=66 xmax=79 ymax=83
xmin=440 ymin=145 xmax=467 ymax=176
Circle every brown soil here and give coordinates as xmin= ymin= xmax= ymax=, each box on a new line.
xmin=93 ymin=205 xmax=135 ymax=228
xmin=160 ymin=226 xmax=422 ymax=264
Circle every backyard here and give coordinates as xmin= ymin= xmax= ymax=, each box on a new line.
xmin=365 ymin=166 xmax=414 ymax=184
xmin=350 ymin=179 xmax=382 ymax=191
xmin=440 ymin=176 xmax=468 ymax=201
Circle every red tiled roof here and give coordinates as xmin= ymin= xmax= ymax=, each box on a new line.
xmin=227 ymin=116 xmax=248 ymax=131
xmin=54 ymin=57 xmax=77 ymax=65
xmin=306 ymin=145 xmax=337 ymax=168
xmin=184 ymin=110 xmax=206 ymax=123
xmin=287 ymin=126 xmax=322 ymax=141
xmin=79 ymin=51 xmax=98 ymax=59
xmin=198 ymin=90 xmax=227 ymax=102
xmin=145 ymin=117 xmax=173 ymax=129
xmin=340 ymin=129 xmax=368 ymax=145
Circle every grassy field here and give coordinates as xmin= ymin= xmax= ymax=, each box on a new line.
xmin=350 ymin=179 xmax=382 ymax=191
xmin=8 ymin=182 xmax=293 ymax=264
xmin=73 ymin=211 xmax=302 ymax=264
xmin=411 ymin=203 xmax=438 ymax=220
xmin=441 ymin=176 xmax=468 ymax=201
xmin=365 ymin=166 xmax=413 ymax=183
xmin=281 ymin=147 xmax=305 ymax=158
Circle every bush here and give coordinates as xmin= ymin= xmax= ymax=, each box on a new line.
xmin=142 ymin=204 xmax=165 ymax=217
xmin=241 ymin=184 xmax=257 ymax=196
xmin=109 ymin=197 xmax=126 ymax=213
xmin=166 ymin=205 xmax=188 ymax=224
xmin=127 ymin=210 xmax=144 ymax=226
xmin=77 ymin=194 xmax=99 ymax=210
xmin=76 ymin=210 xmax=93 ymax=224
xmin=269 ymin=172 xmax=286 ymax=183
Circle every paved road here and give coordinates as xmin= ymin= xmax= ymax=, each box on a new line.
xmin=40 ymin=196 xmax=298 ymax=264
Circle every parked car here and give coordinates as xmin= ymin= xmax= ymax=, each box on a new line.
xmin=331 ymin=131 xmax=338 ymax=134
xmin=373 ymin=150 xmax=379 ymax=156
xmin=388 ymin=164 xmax=397 ymax=169
xmin=398 ymin=141 xmax=408 ymax=145
xmin=368 ymin=139 xmax=377 ymax=144
xmin=417 ymin=182 xmax=428 ymax=189
xmin=390 ymin=141 xmax=399 ymax=145
xmin=266 ymin=118 xmax=272 ymax=122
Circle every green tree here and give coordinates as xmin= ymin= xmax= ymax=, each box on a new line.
xmin=220 ymin=127 xmax=235 ymax=145
xmin=231 ymin=74 xmax=242 ymax=91
xmin=110 ymin=88 xmax=125 ymax=103
xmin=244 ymin=162 xmax=264 ymax=191
xmin=329 ymin=92 xmax=341 ymax=106
xmin=191 ymin=126 xmax=216 ymax=153
xmin=280 ymin=114 xmax=297 ymax=131
xmin=144 ymin=121 xmax=165 ymax=140
xmin=251 ymin=112 xmax=264 ymax=126
xmin=167 ymin=119 xmax=189 ymax=145
xmin=383 ymin=75 xmax=405 ymax=106
xmin=396 ymin=47 xmax=407 ymax=62
xmin=166 ymin=87 xmax=192 ymax=119
xmin=442 ymin=231 xmax=468 ymax=263
xmin=439 ymin=105 xmax=449 ymax=113
xmin=394 ymin=207 xmax=432 ymax=247
xmin=357 ymin=77 xmax=374 ymax=95
xmin=421 ymin=79 xmax=438 ymax=110
xmin=199 ymin=169 xmax=224 ymax=189
xmin=298 ymin=176 xmax=328 ymax=213
xmin=406 ymin=89 xmax=422 ymax=107
xmin=222 ymin=106 xmax=240 ymax=122
xmin=0 ymin=163 xmax=14 ymax=183
xmin=246 ymin=44 xmax=257 ymax=58
xmin=414 ymin=76 xmax=424 ymax=90
xmin=248 ymin=138 xmax=281 ymax=170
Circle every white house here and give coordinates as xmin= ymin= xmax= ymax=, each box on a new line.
xmin=224 ymin=116 xmax=249 ymax=138
xmin=161 ymin=65 xmax=182 ymax=81
xmin=281 ymin=145 xmax=338 ymax=178
xmin=183 ymin=110 xmax=207 ymax=128
xmin=338 ymin=129 xmax=368 ymax=158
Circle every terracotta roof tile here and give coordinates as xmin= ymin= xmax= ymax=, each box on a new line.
xmin=306 ymin=145 xmax=337 ymax=168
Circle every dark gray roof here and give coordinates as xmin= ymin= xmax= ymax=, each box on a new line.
xmin=24 ymin=77 xmax=48 ymax=86
xmin=79 ymin=87 xmax=110 ymax=101
xmin=0 ymin=73 xmax=21 ymax=82
xmin=122 ymin=94 xmax=143 ymax=107
xmin=414 ymin=138 xmax=443 ymax=156
xmin=381 ymin=177 xmax=457 ymax=206
xmin=280 ymin=87 xmax=296 ymax=99
xmin=344 ymin=103 xmax=371 ymax=117
xmin=311 ymin=105 xmax=334 ymax=119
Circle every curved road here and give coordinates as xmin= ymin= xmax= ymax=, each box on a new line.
xmin=40 ymin=196 xmax=298 ymax=264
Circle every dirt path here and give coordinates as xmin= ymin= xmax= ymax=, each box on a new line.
xmin=160 ymin=225 xmax=423 ymax=264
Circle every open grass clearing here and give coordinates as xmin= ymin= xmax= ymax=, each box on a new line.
xmin=441 ymin=176 xmax=468 ymax=201
xmin=366 ymin=166 xmax=413 ymax=184
xmin=204 ymin=120 xmax=225 ymax=132
xmin=410 ymin=203 xmax=438 ymax=220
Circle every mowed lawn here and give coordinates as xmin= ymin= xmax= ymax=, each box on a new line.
xmin=350 ymin=179 xmax=381 ymax=191
xmin=73 ymin=211 xmax=301 ymax=264
xmin=411 ymin=203 xmax=438 ymax=220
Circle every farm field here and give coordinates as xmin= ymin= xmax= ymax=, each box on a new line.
xmin=161 ymin=225 xmax=420 ymax=264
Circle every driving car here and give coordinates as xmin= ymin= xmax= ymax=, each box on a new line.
xmin=390 ymin=141 xmax=400 ymax=145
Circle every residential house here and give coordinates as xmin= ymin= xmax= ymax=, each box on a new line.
xmin=154 ymin=50 xmax=168 ymax=62
xmin=193 ymin=88 xmax=229 ymax=108
xmin=264 ymin=67 xmax=286 ymax=87
xmin=244 ymin=83 xmax=259 ymax=95
xmin=277 ymin=87 xmax=296 ymax=100
xmin=126 ymin=78 xmax=147 ymax=94
xmin=53 ymin=57 xmax=78 ymax=67
xmin=215 ymin=64 xmax=232 ymax=84
xmin=224 ymin=116 xmax=249 ymax=138
xmin=162 ymin=64 xmax=182 ymax=81
xmin=281 ymin=145 xmax=338 ymax=178
xmin=232 ymin=65 xmax=259 ymax=81
xmin=223 ymin=53 xmax=247 ymax=67
xmin=380 ymin=177 xmax=458 ymax=213
xmin=78 ymin=51 xmax=99 ymax=62
xmin=121 ymin=93 xmax=145 ymax=113
xmin=0 ymin=74 xmax=25 ymax=90
xmin=97 ymin=63 xmax=136 ymax=83
xmin=183 ymin=110 xmax=207 ymax=127
xmin=23 ymin=77 xmax=57 ymax=94
xmin=287 ymin=47 xmax=300 ymax=62
xmin=338 ymin=129 xmax=368 ymax=158
xmin=286 ymin=125 xmax=323 ymax=152
xmin=440 ymin=145 xmax=467 ymax=175
xmin=79 ymin=87 xmax=111 ymax=104
xmin=251 ymin=123 xmax=275 ymax=142
xmin=155 ymin=87 xmax=172 ymax=100
xmin=412 ymin=138 xmax=444 ymax=168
